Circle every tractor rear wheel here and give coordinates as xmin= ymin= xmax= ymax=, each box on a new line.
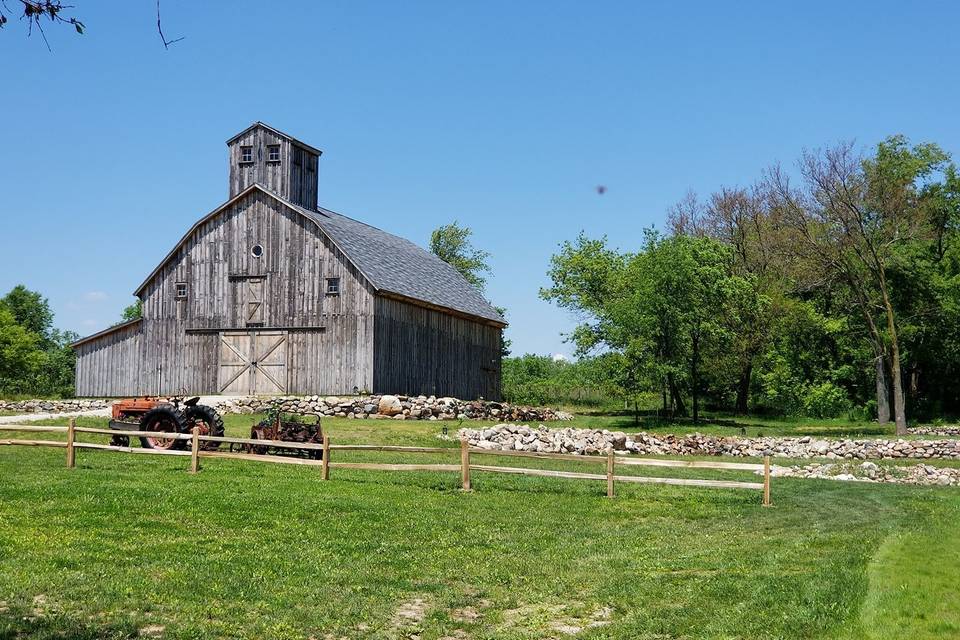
xmin=139 ymin=405 xmax=189 ymax=450
xmin=185 ymin=404 xmax=225 ymax=450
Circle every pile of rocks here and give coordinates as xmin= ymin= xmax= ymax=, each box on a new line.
xmin=460 ymin=424 xmax=960 ymax=460
xmin=0 ymin=398 xmax=110 ymax=414
xmin=770 ymin=461 xmax=960 ymax=486
xmin=212 ymin=395 xmax=574 ymax=422
xmin=909 ymin=426 xmax=960 ymax=437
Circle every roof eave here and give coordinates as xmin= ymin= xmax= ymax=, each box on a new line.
xmin=71 ymin=317 xmax=142 ymax=349
xmin=226 ymin=121 xmax=323 ymax=156
xmin=377 ymin=290 xmax=507 ymax=328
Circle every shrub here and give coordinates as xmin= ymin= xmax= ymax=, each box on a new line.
xmin=802 ymin=382 xmax=853 ymax=419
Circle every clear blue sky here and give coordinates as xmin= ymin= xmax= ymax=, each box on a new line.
xmin=2 ymin=1 xmax=958 ymax=356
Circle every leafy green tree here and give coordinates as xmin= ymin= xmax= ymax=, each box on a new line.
xmin=1 ymin=285 xmax=54 ymax=346
xmin=768 ymin=136 xmax=952 ymax=433
xmin=0 ymin=308 xmax=43 ymax=393
xmin=669 ymin=187 xmax=782 ymax=414
xmin=121 ymin=299 xmax=143 ymax=322
xmin=542 ymin=231 xmax=761 ymax=423
xmin=430 ymin=221 xmax=491 ymax=292
xmin=0 ymin=285 xmax=78 ymax=397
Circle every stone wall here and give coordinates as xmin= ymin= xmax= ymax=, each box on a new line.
xmin=770 ymin=461 xmax=960 ymax=486
xmin=461 ymin=424 xmax=960 ymax=460
xmin=211 ymin=395 xmax=574 ymax=422
xmin=0 ymin=399 xmax=110 ymax=414
xmin=909 ymin=426 xmax=960 ymax=437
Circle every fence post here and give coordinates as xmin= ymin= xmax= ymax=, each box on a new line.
xmin=189 ymin=426 xmax=200 ymax=474
xmin=606 ymin=448 xmax=615 ymax=499
xmin=321 ymin=434 xmax=330 ymax=480
xmin=763 ymin=456 xmax=771 ymax=507
xmin=461 ymin=438 xmax=471 ymax=491
xmin=66 ymin=417 xmax=76 ymax=468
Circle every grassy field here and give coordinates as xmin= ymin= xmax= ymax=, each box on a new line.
xmin=1 ymin=413 xmax=959 ymax=639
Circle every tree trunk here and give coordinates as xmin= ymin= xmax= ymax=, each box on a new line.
xmin=668 ymin=373 xmax=687 ymax=416
xmin=879 ymin=279 xmax=907 ymax=434
xmin=691 ymin=333 xmax=700 ymax=424
xmin=736 ymin=363 xmax=752 ymax=415
xmin=875 ymin=355 xmax=890 ymax=425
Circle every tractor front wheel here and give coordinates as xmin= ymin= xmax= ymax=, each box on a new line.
xmin=139 ymin=405 xmax=189 ymax=450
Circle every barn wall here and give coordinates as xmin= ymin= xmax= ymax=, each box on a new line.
xmin=76 ymin=190 xmax=374 ymax=397
xmin=74 ymin=321 xmax=145 ymax=397
xmin=373 ymin=297 xmax=502 ymax=400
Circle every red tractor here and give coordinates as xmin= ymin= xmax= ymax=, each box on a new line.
xmin=109 ymin=396 xmax=225 ymax=450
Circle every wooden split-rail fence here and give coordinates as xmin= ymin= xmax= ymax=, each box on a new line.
xmin=0 ymin=420 xmax=772 ymax=505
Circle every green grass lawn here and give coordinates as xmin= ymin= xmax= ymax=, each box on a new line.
xmin=1 ymin=414 xmax=959 ymax=639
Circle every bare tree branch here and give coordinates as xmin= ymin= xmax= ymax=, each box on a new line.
xmin=156 ymin=0 xmax=183 ymax=49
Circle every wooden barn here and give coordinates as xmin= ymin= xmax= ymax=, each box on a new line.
xmin=73 ymin=123 xmax=505 ymax=399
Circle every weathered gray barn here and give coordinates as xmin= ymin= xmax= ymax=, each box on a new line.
xmin=73 ymin=123 xmax=505 ymax=399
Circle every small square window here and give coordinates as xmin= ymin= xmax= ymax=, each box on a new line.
xmin=267 ymin=145 xmax=281 ymax=162
xmin=175 ymin=283 xmax=187 ymax=299
xmin=326 ymin=278 xmax=340 ymax=295
xmin=240 ymin=146 xmax=253 ymax=163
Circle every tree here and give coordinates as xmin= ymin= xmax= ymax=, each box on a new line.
xmin=0 ymin=1 xmax=84 ymax=49
xmin=542 ymin=231 xmax=759 ymax=423
xmin=1 ymin=1 xmax=182 ymax=51
xmin=0 ymin=285 xmax=78 ymax=396
xmin=121 ymin=299 xmax=143 ymax=322
xmin=1 ymin=285 xmax=54 ymax=346
xmin=430 ymin=221 xmax=491 ymax=292
xmin=0 ymin=307 xmax=42 ymax=390
xmin=668 ymin=186 xmax=782 ymax=413
xmin=767 ymin=137 xmax=952 ymax=433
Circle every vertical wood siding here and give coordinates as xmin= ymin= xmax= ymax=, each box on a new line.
xmin=75 ymin=190 xmax=374 ymax=396
xmin=373 ymin=297 xmax=502 ymax=400
xmin=74 ymin=322 xmax=144 ymax=397
xmin=227 ymin=127 xmax=318 ymax=210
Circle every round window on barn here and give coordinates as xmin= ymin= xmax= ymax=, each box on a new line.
xmin=251 ymin=244 xmax=263 ymax=258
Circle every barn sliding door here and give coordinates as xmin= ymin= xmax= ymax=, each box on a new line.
xmin=217 ymin=330 xmax=287 ymax=395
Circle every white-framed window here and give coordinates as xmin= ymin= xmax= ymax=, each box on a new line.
xmin=267 ymin=145 xmax=281 ymax=162
xmin=251 ymin=244 xmax=264 ymax=258
xmin=240 ymin=146 xmax=253 ymax=163
xmin=175 ymin=282 xmax=187 ymax=299
xmin=326 ymin=277 xmax=340 ymax=295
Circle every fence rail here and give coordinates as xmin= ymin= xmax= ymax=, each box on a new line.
xmin=0 ymin=420 xmax=772 ymax=505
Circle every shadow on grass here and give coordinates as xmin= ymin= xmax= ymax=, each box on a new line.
xmin=0 ymin=609 xmax=140 ymax=640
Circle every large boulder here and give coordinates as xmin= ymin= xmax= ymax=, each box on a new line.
xmin=378 ymin=395 xmax=403 ymax=416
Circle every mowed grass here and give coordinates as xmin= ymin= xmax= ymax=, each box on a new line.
xmin=1 ymin=414 xmax=959 ymax=639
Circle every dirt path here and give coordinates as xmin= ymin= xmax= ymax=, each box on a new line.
xmin=0 ymin=407 xmax=111 ymax=425
xmin=0 ymin=396 xmax=248 ymax=427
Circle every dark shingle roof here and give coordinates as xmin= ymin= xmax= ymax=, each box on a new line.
xmin=301 ymin=206 xmax=505 ymax=325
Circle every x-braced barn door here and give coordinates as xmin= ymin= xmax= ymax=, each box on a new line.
xmin=218 ymin=330 xmax=287 ymax=395
xmin=246 ymin=278 xmax=264 ymax=325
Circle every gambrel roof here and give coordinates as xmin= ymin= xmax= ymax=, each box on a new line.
xmin=133 ymin=184 xmax=506 ymax=326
